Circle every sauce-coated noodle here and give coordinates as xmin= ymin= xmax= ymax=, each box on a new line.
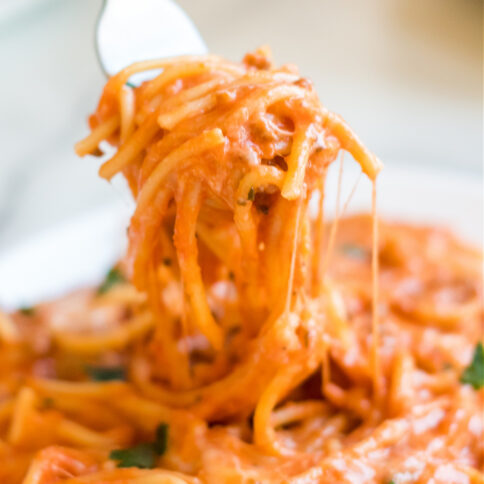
xmin=0 ymin=49 xmax=482 ymax=484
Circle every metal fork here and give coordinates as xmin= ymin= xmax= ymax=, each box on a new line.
xmin=96 ymin=0 xmax=207 ymax=84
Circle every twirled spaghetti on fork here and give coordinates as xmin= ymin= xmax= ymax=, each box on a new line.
xmin=0 ymin=48 xmax=482 ymax=484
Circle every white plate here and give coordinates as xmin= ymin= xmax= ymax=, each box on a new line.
xmin=0 ymin=163 xmax=481 ymax=310
xmin=0 ymin=202 xmax=132 ymax=310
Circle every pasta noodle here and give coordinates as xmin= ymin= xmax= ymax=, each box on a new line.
xmin=1 ymin=48 xmax=482 ymax=483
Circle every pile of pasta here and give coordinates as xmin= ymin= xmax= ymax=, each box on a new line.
xmin=0 ymin=49 xmax=482 ymax=483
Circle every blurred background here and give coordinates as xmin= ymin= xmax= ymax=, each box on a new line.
xmin=0 ymin=0 xmax=482 ymax=250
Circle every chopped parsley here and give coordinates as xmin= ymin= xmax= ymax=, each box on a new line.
xmin=41 ymin=397 xmax=55 ymax=409
xmin=110 ymin=443 xmax=157 ymax=468
xmin=19 ymin=306 xmax=35 ymax=316
xmin=460 ymin=342 xmax=484 ymax=389
xmin=340 ymin=244 xmax=367 ymax=259
xmin=126 ymin=81 xmax=136 ymax=88
xmin=248 ymin=186 xmax=255 ymax=201
xmin=85 ymin=365 xmax=126 ymax=382
xmin=110 ymin=423 xmax=169 ymax=468
xmin=153 ymin=423 xmax=169 ymax=455
xmin=98 ymin=267 xmax=125 ymax=294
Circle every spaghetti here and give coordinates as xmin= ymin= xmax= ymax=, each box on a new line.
xmin=0 ymin=48 xmax=482 ymax=483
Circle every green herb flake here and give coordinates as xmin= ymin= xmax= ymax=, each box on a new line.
xmin=110 ymin=443 xmax=157 ymax=468
xmin=110 ymin=422 xmax=169 ymax=469
xmin=460 ymin=342 xmax=484 ymax=390
xmin=98 ymin=267 xmax=125 ymax=294
xmin=162 ymin=257 xmax=172 ymax=266
xmin=153 ymin=423 xmax=169 ymax=455
xmin=340 ymin=244 xmax=367 ymax=259
xmin=19 ymin=306 xmax=35 ymax=316
xmin=85 ymin=365 xmax=126 ymax=382
xmin=126 ymin=81 xmax=136 ymax=89
xmin=247 ymin=186 xmax=255 ymax=201
xmin=42 ymin=397 xmax=55 ymax=409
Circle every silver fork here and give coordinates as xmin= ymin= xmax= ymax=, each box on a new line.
xmin=0 ymin=1 xmax=208 ymax=310
xmin=96 ymin=0 xmax=207 ymax=84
